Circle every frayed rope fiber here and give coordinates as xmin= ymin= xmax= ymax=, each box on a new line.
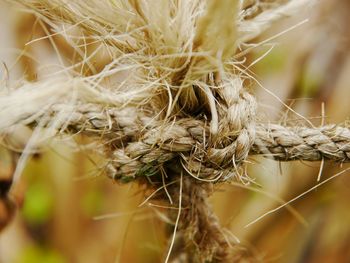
xmin=2 ymin=0 xmax=347 ymax=262
xmin=21 ymin=103 xmax=350 ymax=182
xmin=3 ymin=83 xmax=350 ymax=263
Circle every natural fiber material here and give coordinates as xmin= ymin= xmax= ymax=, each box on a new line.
xmin=2 ymin=102 xmax=348 ymax=181
xmin=165 ymin=177 xmax=256 ymax=262
xmin=1 ymin=0 xmax=341 ymax=262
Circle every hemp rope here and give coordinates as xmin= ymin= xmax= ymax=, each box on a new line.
xmin=25 ymin=103 xmax=350 ymax=169
xmin=20 ymin=96 xmax=349 ymax=262
xmin=1 ymin=0 xmax=345 ymax=262
xmin=4 ymin=76 xmax=345 ymax=261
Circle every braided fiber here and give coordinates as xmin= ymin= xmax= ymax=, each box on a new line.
xmin=20 ymin=103 xmax=350 ymax=183
xmin=0 ymin=0 xmax=334 ymax=262
xmin=108 ymin=123 xmax=350 ymax=182
xmin=164 ymin=177 xmax=257 ymax=262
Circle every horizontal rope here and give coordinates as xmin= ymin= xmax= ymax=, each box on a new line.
xmin=253 ymin=123 xmax=350 ymax=162
xmin=23 ymin=103 xmax=350 ymax=164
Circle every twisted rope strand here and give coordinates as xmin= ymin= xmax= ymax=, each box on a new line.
xmin=19 ymin=104 xmax=350 ymax=171
xmin=0 ymin=0 xmax=328 ymax=262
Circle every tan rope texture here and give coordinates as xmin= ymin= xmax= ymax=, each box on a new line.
xmin=2 ymin=0 xmax=346 ymax=262
xmin=25 ymin=103 xmax=350 ymax=184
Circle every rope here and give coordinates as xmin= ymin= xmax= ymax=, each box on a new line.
xmin=0 ymin=0 xmax=337 ymax=262
xmin=25 ymin=103 xmax=350 ymax=169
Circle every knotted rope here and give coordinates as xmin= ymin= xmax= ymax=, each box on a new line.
xmin=10 ymin=88 xmax=349 ymax=262
xmin=20 ymin=103 xmax=350 ymax=182
xmin=1 ymin=0 xmax=348 ymax=262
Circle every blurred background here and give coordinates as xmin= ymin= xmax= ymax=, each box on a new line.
xmin=1 ymin=1 xmax=350 ymax=262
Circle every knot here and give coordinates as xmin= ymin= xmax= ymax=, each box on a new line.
xmin=207 ymin=77 xmax=257 ymax=170
xmin=106 ymin=77 xmax=257 ymax=183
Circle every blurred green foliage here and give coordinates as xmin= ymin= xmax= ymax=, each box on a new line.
xmin=297 ymin=70 xmax=322 ymax=97
xmin=254 ymin=46 xmax=287 ymax=75
xmin=15 ymin=246 xmax=66 ymax=263
xmin=81 ymin=186 xmax=103 ymax=216
xmin=22 ymin=182 xmax=54 ymax=225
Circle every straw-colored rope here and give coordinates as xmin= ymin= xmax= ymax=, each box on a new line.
xmin=0 ymin=0 xmax=335 ymax=262
xmin=10 ymin=102 xmax=347 ymax=184
xmin=5 ymin=94 xmax=346 ymax=262
xmin=164 ymin=177 xmax=256 ymax=262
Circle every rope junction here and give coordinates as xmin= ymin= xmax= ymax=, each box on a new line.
xmin=1 ymin=0 xmax=347 ymax=262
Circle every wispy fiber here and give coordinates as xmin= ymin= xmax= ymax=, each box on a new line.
xmin=1 ymin=0 xmax=327 ymax=262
